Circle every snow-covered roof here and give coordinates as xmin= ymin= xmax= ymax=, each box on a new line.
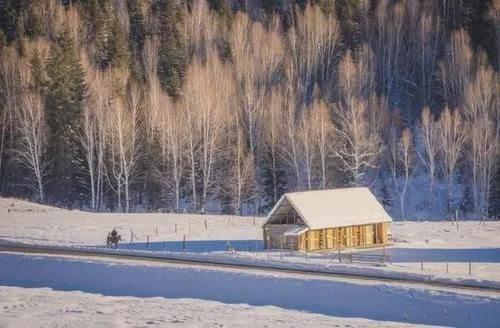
xmin=283 ymin=226 xmax=310 ymax=236
xmin=265 ymin=187 xmax=392 ymax=230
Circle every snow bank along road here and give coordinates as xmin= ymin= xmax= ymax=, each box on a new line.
xmin=0 ymin=286 xmax=417 ymax=328
xmin=1 ymin=242 xmax=500 ymax=295
xmin=1 ymin=252 xmax=500 ymax=328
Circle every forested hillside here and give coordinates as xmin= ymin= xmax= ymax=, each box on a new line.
xmin=0 ymin=0 xmax=498 ymax=219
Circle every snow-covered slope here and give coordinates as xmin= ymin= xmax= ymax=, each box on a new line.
xmin=0 ymin=197 xmax=265 ymax=246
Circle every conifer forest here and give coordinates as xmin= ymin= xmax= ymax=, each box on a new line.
xmin=0 ymin=0 xmax=498 ymax=219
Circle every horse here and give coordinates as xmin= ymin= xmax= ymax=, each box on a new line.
xmin=106 ymin=229 xmax=121 ymax=248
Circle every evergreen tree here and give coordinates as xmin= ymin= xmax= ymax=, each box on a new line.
xmin=157 ymin=0 xmax=186 ymax=98
xmin=45 ymin=26 xmax=87 ymax=206
xmin=94 ymin=3 xmax=130 ymax=70
xmin=109 ymin=18 xmax=130 ymax=69
xmin=29 ymin=48 xmax=45 ymax=93
xmin=127 ymin=0 xmax=146 ymax=53
xmin=24 ymin=0 xmax=44 ymax=38
xmin=490 ymin=164 xmax=500 ymax=218
xmin=312 ymin=0 xmax=335 ymax=15
xmin=0 ymin=29 xmax=6 ymax=49
xmin=262 ymin=0 xmax=281 ymax=17
xmin=209 ymin=0 xmax=232 ymax=63
xmin=260 ymin=148 xmax=287 ymax=212
xmin=335 ymin=0 xmax=361 ymax=50
xmin=0 ymin=0 xmax=19 ymax=43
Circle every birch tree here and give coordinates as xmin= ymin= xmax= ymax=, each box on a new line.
xmin=106 ymin=82 xmax=142 ymax=213
xmin=282 ymin=68 xmax=302 ymax=189
xmin=441 ymin=30 xmax=473 ymax=108
xmin=332 ymin=99 xmax=381 ymax=186
xmin=225 ymin=115 xmax=255 ymax=215
xmin=0 ymin=47 xmax=19 ymax=175
xmin=438 ymin=107 xmax=466 ymax=214
xmin=152 ymin=90 xmax=186 ymax=210
xmin=417 ymin=107 xmax=439 ymax=195
xmin=183 ymin=50 xmax=233 ymax=211
xmin=298 ymin=107 xmax=316 ymax=190
xmin=310 ymin=99 xmax=333 ymax=189
xmin=288 ymin=3 xmax=340 ymax=103
xmin=16 ymin=91 xmax=47 ymax=201
xmin=399 ymin=128 xmax=414 ymax=220
xmin=231 ymin=13 xmax=284 ymax=157
xmin=81 ymin=65 xmax=110 ymax=211
xmin=262 ymin=88 xmax=286 ymax=207
xmin=333 ymin=48 xmax=380 ymax=186
xmin=463 ymin=64 xmax=499 ymax=219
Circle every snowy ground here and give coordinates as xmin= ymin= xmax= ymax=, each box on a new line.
xmin=0 ymin=285 xmax=415 ymax=328
xmin=0 ymin=197 xmax=499 ymax=283
xmin=1 ymin=253 xmax=500 ymax=327
xmin=1 ymin=197 xmax=500 ymax=327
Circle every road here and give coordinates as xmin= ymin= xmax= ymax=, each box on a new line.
xmin=1 ymin=242 xmax=499 ymax=296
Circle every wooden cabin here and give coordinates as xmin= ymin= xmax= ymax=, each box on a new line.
xmin=263 ymin=187 xmax=392 ymax=252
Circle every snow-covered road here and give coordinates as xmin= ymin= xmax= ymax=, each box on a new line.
xmin=1 ymin=253 xmax=499 ymax=327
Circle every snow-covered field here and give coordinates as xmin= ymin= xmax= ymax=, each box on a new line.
xmin=1 ymin=197 xmax=500 ymax=327
xmin=1 ymin=197 xmax=499 ymax=283
xmin=1 ymin=285 xmax=414 ymax=328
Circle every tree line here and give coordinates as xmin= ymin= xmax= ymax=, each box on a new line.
xmin=0 ymin=0 xmax=498 ymax=219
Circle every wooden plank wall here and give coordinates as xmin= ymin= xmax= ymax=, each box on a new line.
xmin=299 ymin=222 xmax=389 ymax=252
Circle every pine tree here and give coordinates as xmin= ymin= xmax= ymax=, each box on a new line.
xmin=312 ymin=0 xmax=335 ymax=15
xmin=157 ymin=0 xmax=186 ymax=98
xmin=94 ymin=3 xmax=113 ymax=69
xmin=262 ymin=0 xmax=281 ymax=17
xmin=127 ymin=0 xmax=146 ymax=53
xmin=24 ymin=0 xmax=44 ymax=38
xmin=0 ymin=29 xmax=6 ymax=49
xmin=0 ymin=0 xmax=20 ymax=43
xmin=29 ymin=48 xmax=45 ymax=93
xmin=109 ymin=18 xmax=130 ymax=69
xmin=94 ymin=3 xmax=130 ymax=70
xmin=335 ymin=0 xmax=361 ymax=50
xmin=260 ymin=148 xmax=287 ymax=212
xmin=45 ymin=26 xmax=87 ymax=206
xmin=490 ymin=164 xmax=500 ymax=218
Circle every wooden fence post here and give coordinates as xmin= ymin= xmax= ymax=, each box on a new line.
xmin=204 ymin=219 xmax=207 ymax=230
xmin=469 ymin=262 xmax=472 ymax=276
xmin=146 ymin=236 xmax=150 ymax=248
xmin=446 ymin=262 xmax=449 ymax=274
xmin=183 ymin=235 xmax=186 ymax=251
xmin=421 ymin=260 xmax=424 ymax=271
xmin=280 ymin=238 xmax=283 ymax=259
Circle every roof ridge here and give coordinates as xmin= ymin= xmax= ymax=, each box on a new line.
xmin=285 ymin=187 xmax=368 ymax=196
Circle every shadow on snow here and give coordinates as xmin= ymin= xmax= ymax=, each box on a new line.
xmin=0 ymin=253 xmax=499 ymax=327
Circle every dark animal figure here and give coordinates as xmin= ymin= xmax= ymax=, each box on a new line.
xmin=106 ymin=228 xmax=121 ymax=248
